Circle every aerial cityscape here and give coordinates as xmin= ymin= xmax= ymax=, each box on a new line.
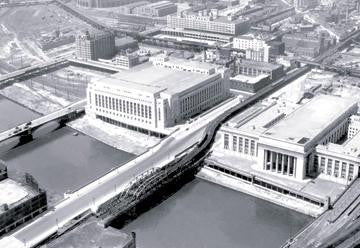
xmin=0 ymin=0 xmax=360 ymax=247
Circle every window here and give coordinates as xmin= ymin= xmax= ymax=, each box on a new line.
xmin=244 ymin=139 xmax=249 ymax=154
xmin=320 ymin=157 xmax=325 ymax=173
xmin=349 ymin=164 xmax=354 ymax=179
xmin=313 ymin=155 xmax=319 ymax=172
xmin=341 ymin=162 xmax=347 ymax=178
xmin=238 ymin=137 xmax=243 ymax=153
xmin=334 ymin=161 xmax=340 ymax=178
xmin=224 ymin=134 xmax=229 ymax=149
xmin=95 ymin=94 xmax=98 ymax=106
xmin=327 ymin=159 xmax=333 ymax=175
xmin=232 ymin=136 xmax=237 ymax=151
xmin=250 ymin=140 xmax=255 ymax=156
xmin=141 ymin=105 xmax=144 ymax=117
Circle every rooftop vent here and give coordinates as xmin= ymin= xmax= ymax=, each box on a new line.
xmin=297 ymin=137 xmax=309 ymax=144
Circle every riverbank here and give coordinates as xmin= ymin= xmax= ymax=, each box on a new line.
xmin=197 ymin=167 xmax=323 ymax=217
xmin=68 ymin=116 xmax=160 ymax=155
xmin=0 ymin=82 xmax=160 ymax=155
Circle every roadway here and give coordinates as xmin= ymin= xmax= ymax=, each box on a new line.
xmin=282 ymin=179 xmax=360 ymax=248
xmin=0 ymin=99 xmax=86 ymax=144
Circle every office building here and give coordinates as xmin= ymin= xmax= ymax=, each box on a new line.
xmin=86 ymin=55 xmax=230 ymax=135
xmin=282 ymin=32 xmax=331 ymax=58
xmin=76 ymin=30 xmax=116 ymax=61
xmin=220 ymin=95 xmax=358 ymax=181
xmin=233 ymin=59 xmax=285 ymax=80
xmin=233 ymin=35 xmax=271 ymax=62
xmin=133 ymin=1 xmax=177 ymax=17
xmin=77 ymin=0 xmax=142 ymax=8
xmin=230 ymin=74 xmax=270 ymax=93
xmin=118 ymin=1 xmax=148 ymax=15
xmin=161 ymin=28 xmax=233 ymax=44
xmin=0 ymin=171 xmax=47 ymax=236
xmin=167 ymin=10 xmax=250 ymax=36
xmin=114 ymin=54 xmax=140 ymax=69
xmin=348 ymin=115 xmax=360 ymax=139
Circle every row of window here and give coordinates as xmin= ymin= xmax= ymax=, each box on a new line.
xmin=315 ymin=155 xmax=355 ymax=180
xmin=223 ymin=133 xmax=257 ymax=156
xmin=321 ymin=120 xmax=347 ymax=145
xmin=207 ymin=163 xmax=323 ymax=207
xmin=94 ymin=94 xmax=152 ymax=120
xmin=180 ymin=81 xmax=222 ymax=113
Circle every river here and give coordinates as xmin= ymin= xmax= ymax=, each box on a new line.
xmin=0 ymin=96 xmax=313 ymax=247
xmin=120 ymin=179 xmax=313 ymax=248
xmin=0 ymin=96 xmax=136 ymax=204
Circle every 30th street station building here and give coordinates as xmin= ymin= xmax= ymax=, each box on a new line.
xmin=220 ymin=95 xmax=359 ymax=184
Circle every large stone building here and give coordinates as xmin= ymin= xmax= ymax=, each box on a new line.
xmin=233 ymin=35 xmax=271 ymax=62
xmin=167 ymin=9 xmax=250 ymax=36
xmin=220 ymin=95 xmax=358 ymax=183
xmin=76 ymin=30 xmax=116 ymax=61
xmin=77 ymin=0 xmax=142 ymax=8
xmin=86 ymin=55 xmax=230 ymax=135
xmin=0 ymin=168 xmax=47 ymax=237
xmin=133 ymin=1 xmax=177 ymax=17
xmin=233 ymin=59 xmax=284 ymax=81
xmin=282 ymin=32 xmax=332 ymax=58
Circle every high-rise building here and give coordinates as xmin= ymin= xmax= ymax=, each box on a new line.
xmin=75 ymin=30 xmax=116 ymax=61
xmin=233 ymin=35 xmax=271 ymax=62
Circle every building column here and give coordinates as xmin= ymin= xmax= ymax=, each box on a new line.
xmin=275 ymin=153 xmax=279 ymax=173
xmin=346 ymin=163 xmax=350 ymax=181
xmin=324 ymin=158 xmax=329 ymax=175
xmin=281 ymin=155 xmax=285 ymax=174
xmin=263 ymin=150 xmax=268 ymax=170
xmin=287 ymin=156 xmax=291 ymax=176
xmin=293 ymin=158 xmax=297 ymax=178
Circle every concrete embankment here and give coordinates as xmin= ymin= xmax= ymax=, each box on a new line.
xmin=197 ymin=167 xmax=323 ymax=217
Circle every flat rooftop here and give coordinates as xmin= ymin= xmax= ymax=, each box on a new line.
xmin=318 ymin=130 xmax=360 ymax=158
xmin=95 ymin=61 xmax=219 ymax=95
xmin=0 ymin=179 xmax=35 ymax=211
xmin=224 ymin=100 xmax=298 ymax=136
xmin=231 ymin=73 xmax=269 ymax=84
xmin=262 ymin=95 xmax=357 ymax=146
xmin=237 ymin=59 xmax=283 ymax=70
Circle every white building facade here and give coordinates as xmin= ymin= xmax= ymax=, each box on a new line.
xmin=86 ymin=56 xmax=230 ymax=135
xmin=233 ymin=35 xmax=270 ymax=62
xmin=220 ymin=95 xmax=358 ymax=183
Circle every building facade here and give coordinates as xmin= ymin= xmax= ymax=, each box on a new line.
xmin=133 ymin=1 xmax=177 ymax=17
xmin=220 ymin=95 xmax=358 ymax=182
xmin=233 ymin=35 xmax=271 ymax=62
xmin=76 ymin=30 xmax=116 ymax=61
xmin=233 ymin=59 xmax=284 ymax=80
xmin=348 ymin=115 xmax=360 ymax=139
xmin=77 ymin=0 xmax=142 ymax=8
xmin=0 ymin=172 xmax=47 ymax=237
xmin=167 ymin=10 xmax=250 ymax=36
xmin=86 ymin=55 xmax=230 ymax=135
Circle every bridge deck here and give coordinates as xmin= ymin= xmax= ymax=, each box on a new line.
xmin=0 ymin=99 xmax=86 ymax=144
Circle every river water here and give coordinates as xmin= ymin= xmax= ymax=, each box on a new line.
xmin=121 ymin=179 xmax=313 ymax=248
xmin=0 ymin=96 xmax=135 ymax=204
xmin=0 ymin=96 xmax=313 ymax=247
